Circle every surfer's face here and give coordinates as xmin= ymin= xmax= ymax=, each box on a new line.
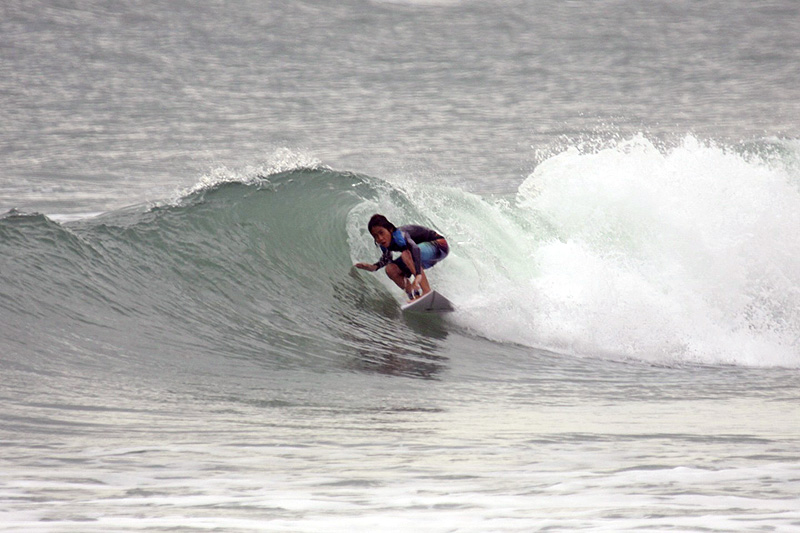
xmin=370 ymin=226 xmax=392 ymax=248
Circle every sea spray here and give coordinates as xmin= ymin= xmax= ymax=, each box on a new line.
xmin=443 ymin=135 xmax=800 ymax=366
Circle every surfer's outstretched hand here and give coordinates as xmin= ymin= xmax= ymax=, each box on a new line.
xmin=354 ymin=262 xmax=377 ymax=271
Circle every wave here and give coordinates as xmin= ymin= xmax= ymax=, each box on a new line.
xmin=0 ymin=168 xmax=450 ymax=378
xmin=2 ymin=136 xmax=799 ymax=371
xmin=462 ymin=135 xmax=800 ymax=367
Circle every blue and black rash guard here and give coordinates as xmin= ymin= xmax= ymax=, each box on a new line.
xmin=373 ymin=225 xmax=443 ymax=275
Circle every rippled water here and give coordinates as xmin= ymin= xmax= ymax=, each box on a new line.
xmin=2 ymin=1 xmax=799 ymax=531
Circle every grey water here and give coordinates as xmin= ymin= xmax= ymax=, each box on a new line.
xmin=2 ymin=1 xmax=800 ymax=531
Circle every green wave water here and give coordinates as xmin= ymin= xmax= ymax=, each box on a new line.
xmin=3 ymin=136 xmax=800 ymax=375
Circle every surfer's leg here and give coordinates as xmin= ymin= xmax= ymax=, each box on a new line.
xmin=418 ymin=270 xmax=431 ymax=295
xmin=416 ymin=242 xmax=446 ymax=296
xmin=385 ymin=263 xmax=407 ymax=289
xmin=419 ymin=240 xmax=448 ymax=270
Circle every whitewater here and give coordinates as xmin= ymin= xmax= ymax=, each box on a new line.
xmin=2 ymin=1 xmax=800 ymax=531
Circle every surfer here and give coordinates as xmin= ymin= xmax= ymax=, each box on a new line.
xmin=354 ymin=214 xmax=449 ymax=301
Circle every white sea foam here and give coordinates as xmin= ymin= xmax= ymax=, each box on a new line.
xmin=3 ymin=398 xmax=799 ymax=533
xmin=386 ymin=135 xmax=800 ymax=367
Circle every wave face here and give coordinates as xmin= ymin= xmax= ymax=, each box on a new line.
xmin=2 ymin=136 xmax=799 ymax=371
xmin=1 ymin=168 xmax=447 ymax=378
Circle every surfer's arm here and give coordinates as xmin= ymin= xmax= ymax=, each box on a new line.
xmin=401 ymin=246 xmax=427 ymax=294
xmin=365 ymin=247 xmax=392 ymax=271
xmin=399 ymin=250 xmax=416 ymax=277
xmin=400 ymin=232 xmax=422 ymax=275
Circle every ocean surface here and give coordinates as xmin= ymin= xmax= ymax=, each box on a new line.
xmin=2 ymin=1 xmax=800 ymax=531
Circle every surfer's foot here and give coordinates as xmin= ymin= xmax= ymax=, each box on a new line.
xmin=406 ymin=289 xmax=422 ymax=301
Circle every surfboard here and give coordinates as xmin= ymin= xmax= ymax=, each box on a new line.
xmin=401 ymin=290 xmax=455 ymax=313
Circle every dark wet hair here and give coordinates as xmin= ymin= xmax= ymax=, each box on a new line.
xmin=367 ymin=214 xmax=396 ymax=233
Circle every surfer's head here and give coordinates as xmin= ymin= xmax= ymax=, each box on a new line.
xmin=368 ymin=214 xmax=396 ymax=248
